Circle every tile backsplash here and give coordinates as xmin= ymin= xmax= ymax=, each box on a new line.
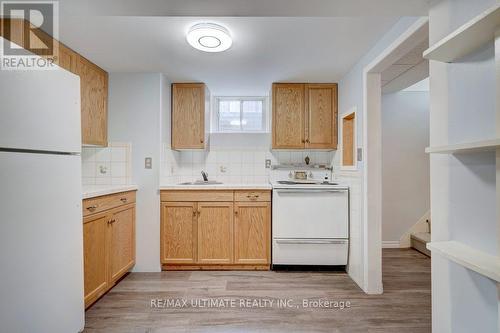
xmin=161 ymin=144 xmax=335 ymax=185
xmin=82 ymin=142 xmax=132 ymax=185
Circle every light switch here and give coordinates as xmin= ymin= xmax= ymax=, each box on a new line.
xmin=145 ymin=157 xmax=152 ymax=169
xmin=357 ymin=148 xmax=363 ymax=162
xmin=265 ymin=159 xmax=271 ymax=168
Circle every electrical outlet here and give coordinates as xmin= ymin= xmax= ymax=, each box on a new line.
xmin=265 ymin=159 xmax=271 ymax=168
xmin=219 ymin=165 xmax=227 ymax=173
xmin=145 ymin=157 xmax=152 ymax=169
xmin=98 ymin=165 xmax=107 ymax=174
xmin=357 ymin=148 xmax=363 ymax=162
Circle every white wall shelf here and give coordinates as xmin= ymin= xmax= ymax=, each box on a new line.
xmin=423 ymin=4 xmax=500 ymax=63
xmin=425 ymin=138 xmax=500 ymax=154
xmin=427 ymin=241 xmax=500 ymax=283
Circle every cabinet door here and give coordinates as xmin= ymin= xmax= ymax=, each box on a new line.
xmin=75 ymin=56 xmax=108 ymax=146
xmin=56 ymin=43 xmax=77 ymax=74
xmin=272 ymin=83 xmax=305 ymax=149
xmin=197 ymin=202 xmax=233 ymax=264
xmin=108 ymin=204 xmax=135 ymax=283
xmin=306 ymin=84 xmax=338 ymax=149
xmin=83 ymin=213 xmax=109 ymax=307
xmin=234 ymin=202 xmax=271 ymax=264
xmin=172 ymin=83 xmax=206 ymax=149
xmin=161 ymin=202 xmax=197 ymax=264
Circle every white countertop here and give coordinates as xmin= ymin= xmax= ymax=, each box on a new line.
xmin=159 ymin=183 xmax=272 ymax=190
xmin=82 ymin=184 xmax=138 ymax=199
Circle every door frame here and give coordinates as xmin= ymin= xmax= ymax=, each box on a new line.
xmin=362 ymin=17 xmax=428 ymax=294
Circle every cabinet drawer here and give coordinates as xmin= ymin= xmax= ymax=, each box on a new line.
xmin=272 ymin=239 xmax=348 ymax=265
xmin=234 ymin=190 xmax=271 ymax=202
xmin=160 ymin=190 xmax=233 ymax=202
xmin=83 ymin=191 xmax=136 ymax=216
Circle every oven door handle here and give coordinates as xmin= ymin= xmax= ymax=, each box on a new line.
xmin=274 ymin=238 xmax=348 ymax=245
xmin=274 ymin=189 xmax=348 ymax=193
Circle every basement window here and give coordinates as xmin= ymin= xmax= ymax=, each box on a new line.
xmin=213 ymin=97 xmax=268 ymax=133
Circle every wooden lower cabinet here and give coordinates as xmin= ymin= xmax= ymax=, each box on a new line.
xmin=197 ymin=202 xmax=234 ymax=264
xmin=83 ymin=192 xmax=136 ymax=308
xmin=234 ymin=202 xmax=271 ymax=264
xmin=160 ymin=190 xmax=271 ymax=270
xmin=108 ymin=204 xmax=136 ymax=283
xmin=83 ymin=213 xmax=109 ymax=307
xmin=160 ymin=202 xmax=197 ymax=264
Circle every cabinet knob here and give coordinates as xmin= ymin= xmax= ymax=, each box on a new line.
xmin=306 ymin=139 xmax=310 ymax=143
xmin=193 ymin=210 xmax=197 ymax=217
xmin=200 ymin=139 xmax=204 ymax=143
xmin=301 ymin=139 xmax=305 ymax=143
xmin=86 ymin=205 xmax=97 ymax=212
xmin=120 ymin=198 xmax=127 ymax=203
xmin=234 ymin=210 xmax=238 ymax=215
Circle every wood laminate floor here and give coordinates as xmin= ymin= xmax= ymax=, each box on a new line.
xmin=84 ymin=249 xmax=431 ymax=333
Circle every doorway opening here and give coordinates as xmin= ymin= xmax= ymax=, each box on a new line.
xmin=362 ymin=17 xmax=429 ymax=293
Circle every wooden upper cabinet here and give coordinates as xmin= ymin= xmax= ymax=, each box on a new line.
xmin=272 ymin=83 xmax=305 ymax=149
xmin=108 ymin=204 xmax=136 ymax=283
xmin=306 ymin=84 xmax=338 ymax=149
xmin=161 ymin=202 xmax=197 ymax=264
xmin=272 ymin=83 xmax=338 ymax=150
xmin=83 ymin=212 xmax=109 ymax=307
xmin=0 ymin=19 xmax=108 ymax=147
xmin=75 ymin=56 xmax=108 ymax=146
xmin=0 ymin=18 xmax=53 ymax=57
xmin=197 ymin=202 xmax=233 ymax=264
xmin=172 ymin=83 xmax=209 ymax=149
xmin=55 ymin=42 xmax=77 ymax=74
xmin=234 ymin=202 xmax=270 ymax=264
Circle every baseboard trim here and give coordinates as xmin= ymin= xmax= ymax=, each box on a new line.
xmin=382 ymin=241 xmax=401 ymax=248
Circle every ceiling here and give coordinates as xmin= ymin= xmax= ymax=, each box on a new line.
xmin=57 ymin=0 xmax=429 ymax=96
xmin=381 ymin=39 xmax=429 ymax=93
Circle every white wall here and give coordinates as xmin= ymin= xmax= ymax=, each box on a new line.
xmin=108 ymin=73 xmax=170 ymax=272
xmin=428 ymin=0 xmax=498 ymax=331
xmin=381 ymin=91 xmax=429 ymax=242
xmin=335 ymin=17 xmax=421 ymax=291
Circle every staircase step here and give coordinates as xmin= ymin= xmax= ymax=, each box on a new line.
xmin=411 ymin=232 xmax=431 ymax=257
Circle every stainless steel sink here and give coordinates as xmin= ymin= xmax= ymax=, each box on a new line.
xmin=178 ymin=180 xmax=223 ymax=185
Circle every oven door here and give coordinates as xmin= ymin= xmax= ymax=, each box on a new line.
xmin=272 ymin=188 xmax=349 ymax=239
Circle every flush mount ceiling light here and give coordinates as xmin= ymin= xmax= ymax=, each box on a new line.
xmin=186 ymin=23 xmax=232 ymax=53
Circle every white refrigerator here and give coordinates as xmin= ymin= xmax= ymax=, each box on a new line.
xmin=0 ymin=67 xmax=85 ymax=332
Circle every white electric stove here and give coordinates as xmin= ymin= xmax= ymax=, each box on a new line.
xmin=270 ymin=166 xmax=349 ymax=267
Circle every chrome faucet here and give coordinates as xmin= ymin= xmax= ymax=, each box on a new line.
xmin=201 ymin=170 xmax=208 ymax=182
